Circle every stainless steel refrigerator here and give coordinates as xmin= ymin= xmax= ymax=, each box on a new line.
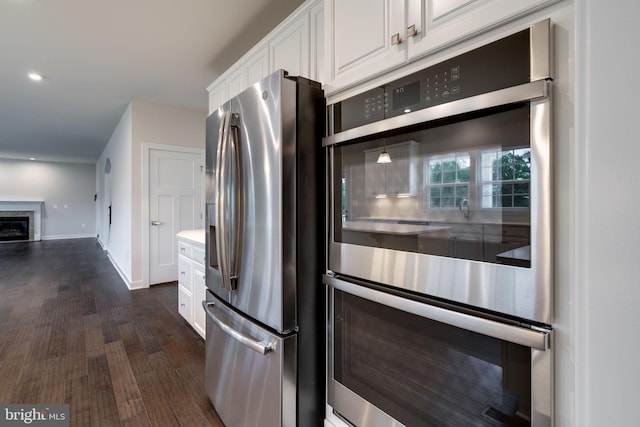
xmin=203 ymin=70 xmax=325 ymax=427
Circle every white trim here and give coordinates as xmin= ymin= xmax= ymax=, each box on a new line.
xmin=128 ymin=279 xmax=146 ymax=290
xmin=107 ymin=252 xmax=133 ymax=290
xmin=97 ymin=235 xmax=107 ymax=250
xmin=141 ymin=142 xmax=205 ymax=288
xmin=41 ymin=234 xmax=96 ymax=240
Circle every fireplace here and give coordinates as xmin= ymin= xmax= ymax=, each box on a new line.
xmin=0 ymin=202 xmax=42 ymax=242
xmin=0 ymin=216 xmax=30 ymax=241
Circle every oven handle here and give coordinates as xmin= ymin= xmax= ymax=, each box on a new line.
xmin=323 ymin=79 xmax=549 ymax=147
xmin=324 ymin=275 xmax=550 ymax=350
xmin=202 ymin=301 xmax=275 ymax=355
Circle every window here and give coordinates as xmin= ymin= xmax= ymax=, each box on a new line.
xmin=481 ymin=148 xmax=531 ymax=208
xmin=426 ymin=153 xmax=470 ymax=208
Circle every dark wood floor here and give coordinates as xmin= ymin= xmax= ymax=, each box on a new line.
xmin=0 ymin=238 xmax=224 ymax=427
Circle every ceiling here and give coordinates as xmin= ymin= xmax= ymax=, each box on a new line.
xmin=0 ymin=0 xmax=304 ymax=164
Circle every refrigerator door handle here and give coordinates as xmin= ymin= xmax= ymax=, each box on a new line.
xmin=215 ymin=112 xmax=231 ymax=291
xmin=203 ymin=301 xmax=275 ymax=355
xmin=215 ymin=112 xmax=244 ymax=292
xmin=228 ymin=116 xmax=244 ymax=291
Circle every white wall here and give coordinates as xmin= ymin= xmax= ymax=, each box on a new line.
xmin=573 ymin=1 xmax=640 ymax=425
xmin=0 ymin=158 xmax=96 ymax=239
xmin=97 ymin=103 xmax=133 ymax=283
xmin=96 ymin=100 xmax=205 ymax=288
xmin=130 ymin=101 xmax=206 ymax=287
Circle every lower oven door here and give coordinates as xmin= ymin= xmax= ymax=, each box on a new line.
xmin=325 ymin=275 xmax=552 ymax=427
xmin=203 ymin=292 xmax=297 ymax=427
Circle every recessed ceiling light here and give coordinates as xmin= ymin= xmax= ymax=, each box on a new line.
xmin=29 ymin=157 xmax=36 ymax=161
xmin=28 ymin=73 xmax=43 ymax=81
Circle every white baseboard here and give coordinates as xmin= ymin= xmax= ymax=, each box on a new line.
xmin=41 ymin=233 xmax=96 ymax=241
xmin=129 ymin=280 xmax=147 ymax=290
xmin=106 ymin=252 xmax=132 ymax=289
xmin=105 ymin=252 xmax=148 ymax=291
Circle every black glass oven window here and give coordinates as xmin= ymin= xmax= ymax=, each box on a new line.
xmin=333 ymin=104 xmax=531 ymax=267
xmin=334 ymin=290 xmax=532 ymax=426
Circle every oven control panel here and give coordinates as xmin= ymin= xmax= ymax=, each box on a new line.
xmin=333 ymin=27 xmax=532 ymax=133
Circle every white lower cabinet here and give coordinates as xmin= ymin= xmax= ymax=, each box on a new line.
xmin=177 ymin=284 xmax=192 ymax=323
xmin=192 ymin=264 xmax=207 ymax=338
xmin=177 ymin=230 xmax=206 ymax=339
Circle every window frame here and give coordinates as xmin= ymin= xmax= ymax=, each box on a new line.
xmin=424 ymin=146 xmax=531 ymax=212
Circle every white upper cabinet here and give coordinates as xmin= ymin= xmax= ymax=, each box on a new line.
xmin=270 ymin=14 xmax=310 ymax=78
xmin=226 ymin=66 xmax=246 ymax=100
xmin=325 ymin=0 xmax=559 ymax=95
xmin=207 ymin=0 xmax=323 ymax=114
xmin=406 ymin=0 xmax=559 ymax=60
xmin=326 ymin=0 xmax=405 ymax=93
xmin=364 ymin=141 xmax=419 ymax=198
xmin=208 ymin=83 xmax=227 ymax=113
xmin=246 ymin=46 xmax=270 ymax=88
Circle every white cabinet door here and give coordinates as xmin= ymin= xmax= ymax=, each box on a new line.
xmin=207 ymin=1 xmax=323 ymax=108
xmin=386 ymin=141 xmax=419 ymax=197
xmin=406 ymin=0 xmax=558 ymax=60
xmin=226 ymin=67 xmax=246 ymax=100
xmin=364 ymin=141 xmax=420 ymax=198
xmin=193 ymin=264 xmax=206 ymax=339
xmin=178 ymin=285 xmax=193 ymax=323
xmin=208 ymin=83 xmax=227 ymax=114
xmin=326 ymin=0 xmax=405 ymax=92
xmin=270 ymin=13 xmax=310 ymax=78
xmin=246 ymin=46 xmax=270 ymax=88
xmin=325 ymin=0 xmax=558 ymax=95
xmin=178 ymin=255 xmax=193 ymax=292
xmin=364 ymin=149 xmax=387 ymax=197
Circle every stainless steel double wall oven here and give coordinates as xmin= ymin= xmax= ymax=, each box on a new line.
xmin=324 ymin=20 xmax=554 ymax=426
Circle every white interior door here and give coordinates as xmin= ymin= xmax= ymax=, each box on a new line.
xmin=149 ymin=148 xmax=202 ymax=284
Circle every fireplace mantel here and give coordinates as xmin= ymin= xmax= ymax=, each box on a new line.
xmin=0 ymin=201 xmax=43 ymax=241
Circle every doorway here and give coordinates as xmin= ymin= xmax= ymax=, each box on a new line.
xmin=143 ymin=144 xmax=204 ymax=285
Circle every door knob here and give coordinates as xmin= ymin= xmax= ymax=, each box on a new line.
xmin=151 ymin=220 xmax=162 ymax=226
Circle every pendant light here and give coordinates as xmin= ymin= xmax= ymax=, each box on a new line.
xmin=377 ymin=142 xmax=392 ymax=164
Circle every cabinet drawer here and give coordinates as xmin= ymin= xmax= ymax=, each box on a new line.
xmin=178 ymin=285 xmax=193 ymax=323
xmin=178 ymin=241 xmax=193 ymax=258
xmin=178 ymin=256 xmax=193 ymax=291
xmin=192 ymin=246 xmax=206 ymax=265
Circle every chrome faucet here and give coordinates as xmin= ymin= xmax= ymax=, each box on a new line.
xmin=460 ymin=198 xmax=470 ymax=218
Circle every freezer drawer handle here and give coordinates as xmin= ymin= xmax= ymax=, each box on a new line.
xmin=202 ymin=301 xmax=275 ymax=355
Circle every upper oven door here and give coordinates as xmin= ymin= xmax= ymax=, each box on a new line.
xmin=325 ymin=80 xmax=552 ymax=325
